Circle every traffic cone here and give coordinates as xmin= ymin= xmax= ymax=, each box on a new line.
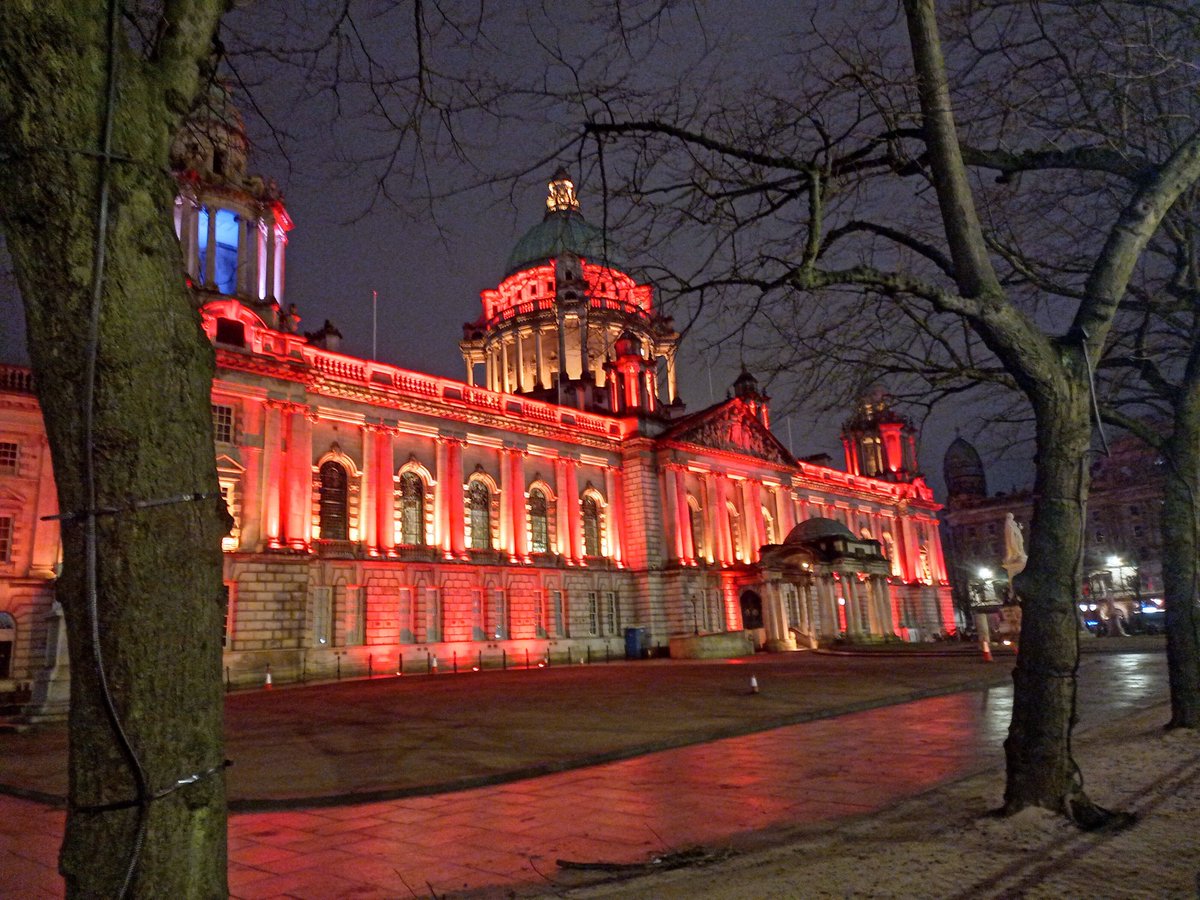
xmin=980 ymin=641 xmax=993 ymax=663
xmin=749 ymin=675 xmax=760 ymax=694
xmin=264 ymin=663 xmax=273 ymax=689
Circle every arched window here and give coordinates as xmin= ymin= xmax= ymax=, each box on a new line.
xmin=468 ymin=480 xmax=492 ymax=550
xmin=400 ymin=472 xmax=425 ymax=545
xmin=318 ymin=461 xmax=348 ymax=540
xmin=582 ymin=496 xmax=601 ymax=557
xmin=529 ymin=488 xmax=549 ymax=553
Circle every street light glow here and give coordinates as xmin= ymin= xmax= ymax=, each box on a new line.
xmin=1106 ymin=555 xmax=1122 ymax=567
xmin=978 ymin=567 xmax=994 ymax=579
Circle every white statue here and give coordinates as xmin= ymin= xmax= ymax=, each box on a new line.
xmin=1002 ymin=512 xmax=1027 ymax=580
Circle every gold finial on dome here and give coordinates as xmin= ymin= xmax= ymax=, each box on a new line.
xmin=546 ymin=167 xmax=580 ymax=215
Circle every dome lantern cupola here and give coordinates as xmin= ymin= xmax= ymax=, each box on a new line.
xmin=172 ymin=81 xmax=293 ymax=327
xmin=840 ymin=389 xmax=921 ymax=482
xmin=461 ymin=167 xmax=681 ymax=415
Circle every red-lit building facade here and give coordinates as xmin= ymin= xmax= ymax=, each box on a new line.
xmin=0 ymin=100 xmax=954 ymax=705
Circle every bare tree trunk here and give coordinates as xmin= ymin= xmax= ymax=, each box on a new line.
xmin=0 ymin=5 xmax=229 ymax=896
xmin=1163 ymin=417 xmax=1200 ymax=728
xmin=1004 ymin=389 xmax=1094 ymax=818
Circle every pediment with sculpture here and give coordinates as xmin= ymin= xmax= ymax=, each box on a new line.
xmin=662 ymin=402 xmax=794 ymax=466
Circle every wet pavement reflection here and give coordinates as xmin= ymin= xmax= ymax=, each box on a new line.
xmin=0 ymin=652 xmax=1169 ymax=898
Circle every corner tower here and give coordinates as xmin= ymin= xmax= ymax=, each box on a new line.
xmin=171 ymin=82 xmax=293 ymax=329
xmin=460 ymin=168 xmax=680 ymax=413
xmin=841 ymin=390 xmax=921 ymax=482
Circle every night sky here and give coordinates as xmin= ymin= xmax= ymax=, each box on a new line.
xmin=0 ymin=2 xmax=1035 ymax=500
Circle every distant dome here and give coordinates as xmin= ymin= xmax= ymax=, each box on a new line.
xmin=784 ymin=517 xmax=855 ymax=544
xmin=506 ymin=170 xmax=625 ymax=275
xmin=943 ymin=436 xmax=987 ymax=497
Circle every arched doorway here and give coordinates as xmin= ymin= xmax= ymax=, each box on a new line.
xmin=740 ymin=590 xmax=764 ymax=630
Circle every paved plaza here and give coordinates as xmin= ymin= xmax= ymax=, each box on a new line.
xmin=1 ymin=644 xmax=1192 ymax=898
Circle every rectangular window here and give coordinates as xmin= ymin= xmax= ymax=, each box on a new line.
xmin=222 ymin=583 xmax=234 ymax=649
xmin=425 ymin=587 xmax=442 ymax=642
xmin=0 ymin=442 xmax=18 ymax=473
xmin=534 ymin=590 xmax=546 ymax=637
xmin=491 ymin=589 xmax=508 ymax=640
xmin=346 ymin=587 xmax=366 ymax=646
xmin=711 ymin=590 xmax=723 ymax=632
xmin=0 ymin=516 xmax=11 ymax=563
xmin=472 ymin=589 xmax=484 ymax=640
xmin=312 ymin=587 xmax=332 ymax=647
xmin=211 ymin=404 xmax=234 ymax=443
xmin=605 ymin=591 xmax=619 ymax=635
xmin=398 ymin=587 xmax=414 ymax=643
xmin=553 ymin=590 xmax=566 ymax=638
xmin=587 ymin=591 xmax=599 ymax=636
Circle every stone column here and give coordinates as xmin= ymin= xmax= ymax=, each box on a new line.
xmin=750 ymin=481 xmax=767 ymax=558
xmin=500 ymin=445 xmax=514 ymax=558
xmin=844 ymin=576 xmax=864 ymax=637
xmin=447 ymin=439 xmax=466 ymax=557
xmin=235 ymin=214 xmax=251 ymax=296
xmin=285 ymin=408 xmax=312 ymax=548
xmin=565 ymin=457 xmax=582 ymax=562
xmin=511 ymin=448 xmax=528 ymax=561
xmin=514 ymin=330 xmax=526 ymax=392
xmin=435 ymin=438 xmax=450 ymax=555
xmin=605 ymin=466 xmax=624 ymax=566
xmin=666 ymin=351 xmax=678 ymax=403
xmin=555 ymin=457 xmax=571 ymax=558
xmin=180 ymin=197 xmax=199 ymax=280
xmin=262 ymin=401 xmax=284 ymax=548
xmin=534 ymin=328 xmax=545 ymax=388
xmin=361 ymin=425 xmax=377 ymax=551
xmin=663 ymin=467 xmax=682 ymax=561
xmin=500 ymin=340 xmax=511 ymax=393
xmin=204 ymin=203 xmax=218 ymax=288
xmin=675 ymin=470 xmax=694 ymax=563
xmin=264 ymin=216 xmax=277 ymax=302
xmin=463 ymin=353 xmax=475 ymax=386
xmin=377 ymin=430 xmax=395 ymax=555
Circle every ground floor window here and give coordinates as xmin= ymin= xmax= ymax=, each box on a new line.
xmin=0 ymin=612 xmax=14 ymax=678
xmin=740 ymin=590 xmax=763 ymax=630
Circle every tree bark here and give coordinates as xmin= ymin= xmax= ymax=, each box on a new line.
xmin=1003 ymin=384 xmax=1095 ymax=819
xmin=0 ymin=4 xmax=229 ymax=896
xmin=1162 ymin=415 xmax=1200 ymax=728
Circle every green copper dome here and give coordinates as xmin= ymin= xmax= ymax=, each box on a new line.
xmin=505 ymin=168 xmax=625 ymax=275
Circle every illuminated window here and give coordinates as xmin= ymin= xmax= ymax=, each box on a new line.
xmin=0 ymin=516 xmax=11 ymax=563
xmin=197 ymin=206 xmax=240 ymax=295
xmin=861 ymin=436 xmax=883 ymax=476
xmin=471 ymin=589 xmax=484 ymax=640
xmin=586 ymin=591 xmax=599 ymax=636
xmin=318 ymin=462 xmax=349 ymax=541
xmin=222 ymin=584 xmax=234 ymax=649
xmin=211 ymin=404 xmax=234 ymax=443
xmin=468 ymin=480 xmax=492 ymax=549
xmin=605 ymin=591 xmax=619 ymax=635
xmin=490 ymin=589 xmax=508 ymax=640
xmin=529 ymin=488 xmax=549 ymax=553
xmin=0 ymin=442 xmax=17 ymax=473
xmin=312 ymin=587 xmax=332 ymax=646
xmin=399 ymin=473 xmax=425 ymax=545
xmin=582 ymin=496 xmax=601 ymax=556
xmin=398 ymin=587 xmax=414 ymax=643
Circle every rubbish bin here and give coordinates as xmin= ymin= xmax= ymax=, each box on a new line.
xmin=624 ymin=626 xmax=647 ymax=660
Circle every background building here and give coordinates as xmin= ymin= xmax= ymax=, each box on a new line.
xmin=0 ymin=98 xmax=955 ymax=707
xmin=941 ymin=434 xmax=1165 ymax=634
